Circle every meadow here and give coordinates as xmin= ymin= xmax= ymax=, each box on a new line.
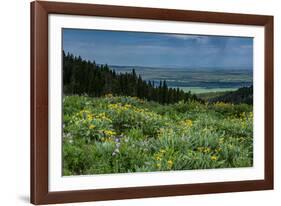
xmin=63 ymin=94 xmax=253 ymax=175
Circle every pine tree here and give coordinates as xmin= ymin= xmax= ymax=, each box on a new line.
xmin=63 ymin=52 xmax=198 ymax=104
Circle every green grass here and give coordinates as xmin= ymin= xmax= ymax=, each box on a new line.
xmin=196 ymin=90 xmax=236 ymax=100
xmin=63 ymin=95 xmax=253 ymax=175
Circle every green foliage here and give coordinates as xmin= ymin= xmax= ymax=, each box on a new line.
xmin=63 ymin=95 xmax=253 ymax=175
xmin=209 ymin=86 xmax=253 ymax=105
xmin=63 ymin=52 xmax=199 ymax=105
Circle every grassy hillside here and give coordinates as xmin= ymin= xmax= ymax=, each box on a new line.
xmin=63 ymin=95 xmax=253 ymax=175
xmin=196 ymin=91 xmax=232 ymax=100
xmin=209 ymin=86 xmax=253 ymax=105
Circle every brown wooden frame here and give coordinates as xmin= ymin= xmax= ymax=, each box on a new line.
xmin=31 ymin=1 xmax=274 ymax=204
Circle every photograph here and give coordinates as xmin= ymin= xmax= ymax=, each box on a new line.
xmin=29 ymin=1 xmax=274 ymax=204
xmin=62 ymin=28 xmax=254 ymax=176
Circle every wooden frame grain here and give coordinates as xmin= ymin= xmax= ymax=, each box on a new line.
xmin=30 ymin=1 xmax=274 ymax=204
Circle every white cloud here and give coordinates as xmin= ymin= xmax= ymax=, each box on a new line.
xmin=165 ymin=34 xmax=209 ymax=43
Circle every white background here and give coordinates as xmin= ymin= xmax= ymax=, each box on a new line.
xmin=0 ymin=0 xmax=280 ymax=205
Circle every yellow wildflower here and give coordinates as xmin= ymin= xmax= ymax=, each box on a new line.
xmin=96 ymin=112 xmax=111 ymax=121
xmin=167 ymin=160 xmax=173 ymax=169
xmin=182 ymin=119 xmax=193 ymax=127
xmin=204 ymin=147 xmax=211 ymax=153
xmin=108 ymin=103 xmax=119 ymax=109
xmin=103 ymin=137 xmax=113 ymax=142
xmin=211 ymin=155 xmax=218 ymax=161
xmin=155 ymin=156 xmax=161 ymax=161
xmin=124 ymin=104 xmax=132 ymax=108
xmin=104 ymin=130 xmax=116 ymax=136
xmin=89 ymin=124 xmax=95 ymax=129
xmin=87 ymin=114 xmax=93 ymax=120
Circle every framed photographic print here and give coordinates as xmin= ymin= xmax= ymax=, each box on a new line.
xmin=30 ymin=1 xmax=274 ymax=204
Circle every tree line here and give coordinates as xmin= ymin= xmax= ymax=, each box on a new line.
xmin=209 ymin=86 xmax=253 ymax=105
xmin=63 ymin=51 xmax=199 ymax=104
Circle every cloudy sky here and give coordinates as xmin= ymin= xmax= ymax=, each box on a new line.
xmin=63 ymin=28 xmax=253 ymax=69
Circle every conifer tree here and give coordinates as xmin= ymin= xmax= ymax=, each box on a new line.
xmin=63 ymin=52 xmax=199 ymax=104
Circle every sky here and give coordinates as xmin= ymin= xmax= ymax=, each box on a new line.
xmin=63 ymin=28 xmax=253 ymax=69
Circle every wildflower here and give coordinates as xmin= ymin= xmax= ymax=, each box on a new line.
xmin=79 ymin=109 xmax=91 ymax=119
xmin=167 ymin=160 xmax=173 ymax=169
xmin=211 ymin=155 xmax=218 ymax=161
xmin=155 ymin=155 xmax=161 ymax=161
xmin=182 ymin=119 xmax=193 ymax=127
xmin=89 ymin=124 xmax=95 ymax=129
xmin=124 ymin=104 xmax=132 ymax=108
xmin=154 ymin=150 xmax=165 ymax=162
xmin=156 ymin=163 xmax=161 ymax=168
xmin=204 ymin=147 xmax=211 ymax=153
xmin=87 ymin=114 xmax=93 ymax=120
xmin=104 ymin=130 xmax=116 ymax=136
xmin=108 ymin=103 xmax=119 ymax=110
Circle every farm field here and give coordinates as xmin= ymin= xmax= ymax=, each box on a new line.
xmin=63 ymin=95 xmax=253 ymax=175
xmin=174 ymin=87 xmax=237 ymax=94
xmin=110 ymin=65 xmax=253 ymax=94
